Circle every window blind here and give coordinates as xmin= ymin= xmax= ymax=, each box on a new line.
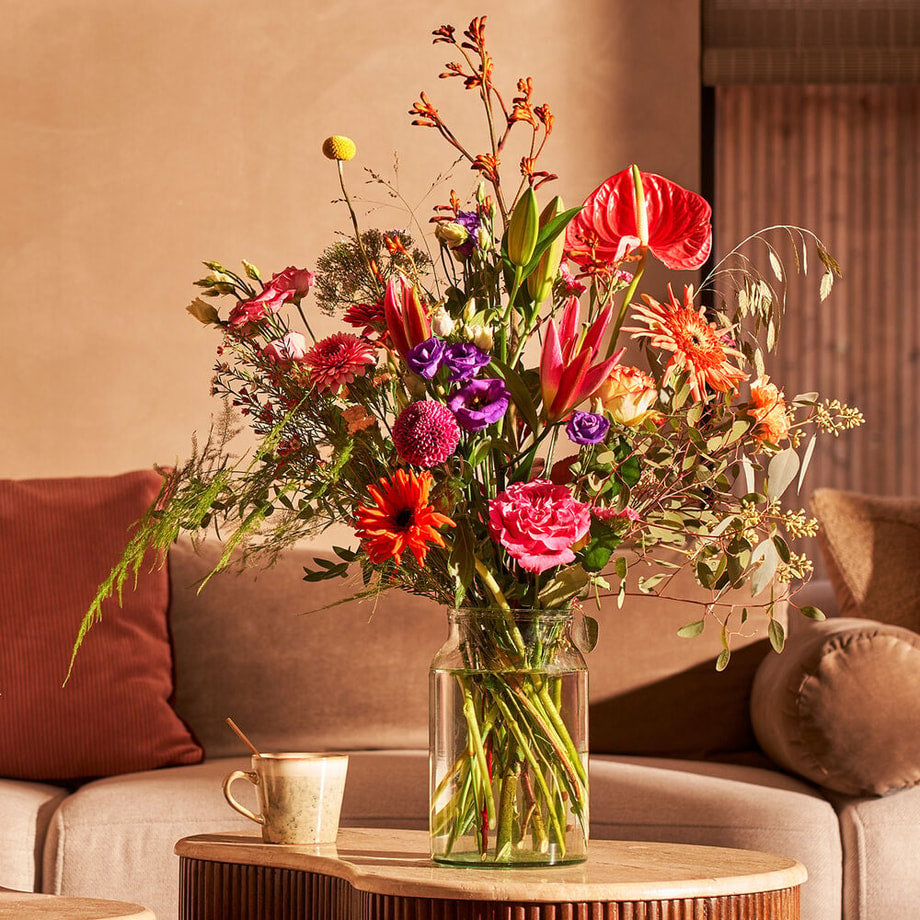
xmin=703 ymin=1 xmax=920 ymax=84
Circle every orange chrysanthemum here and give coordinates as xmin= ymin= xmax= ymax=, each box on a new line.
xmin=354 ymin=469 xmax=455 ymax=566
xmin=749 ymin=375 xmax=791 ymax=445
xmin=626 ymin=285 xmax=747 ymax=401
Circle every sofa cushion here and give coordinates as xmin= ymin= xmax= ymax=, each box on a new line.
xmin=590 ymin=756 xmax=842 ymax=920
xmin=42 ymin=751 xmax=429 ymax=920
xmin=828 ymin=783 xmax=920 ymax=920
xmin=751 ymin=617 xmax=920 ymax=796
xmin=0 ymin=778 xmax=69 ymax=891
xmin=168 ymin=537 xmax=445 ymax=757
xmin=0 ymin=471 xmax=203 ymax=781
xmin=811 ymin=488 xmax=920 ymax=631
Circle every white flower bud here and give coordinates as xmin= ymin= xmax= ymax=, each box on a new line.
xmin=430 ymin=305 xmax=456 ymax=338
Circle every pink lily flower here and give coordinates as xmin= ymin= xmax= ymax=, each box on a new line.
xmin=383 ymin=277 xmax=431 ymax=360
xmin=540 ymin=296 xmax=624 ymax=422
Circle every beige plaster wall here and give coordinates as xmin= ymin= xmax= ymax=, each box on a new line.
xmin=1 ymin=1 xmax=700 ymax=496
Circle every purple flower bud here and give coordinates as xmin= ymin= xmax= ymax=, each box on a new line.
xmin=566 ymin=411 xmax=610 ymax=446
xmin=454 ymin=210 xmax=481 ymax=259
xmin=447 ymin=378 xmax=510 ymax=431
xmin=406 ymin=336 xmax=446 ymax=379
xmin=443 ymin=342 xmax=491 ymax=381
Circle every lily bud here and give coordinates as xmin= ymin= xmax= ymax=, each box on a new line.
xmin=526 ymin=195 xmax=565 ymax=304
xmin=506 ymin=187 xmax=539 ymax=268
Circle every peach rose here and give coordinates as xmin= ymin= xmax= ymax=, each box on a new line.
xmin=597 ymin=365 xmax=659 ymax=427
xmin=749 ymin=375 xmax=790 ymax=445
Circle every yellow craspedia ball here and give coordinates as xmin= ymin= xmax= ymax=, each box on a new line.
xmin=322 ymin=135 xmax=356 ymax=161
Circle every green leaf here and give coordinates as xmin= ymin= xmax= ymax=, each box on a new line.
xmin=449 ymin=519 xmax=476 ymax=591
xmin=538 ymin=565 xmax=590 ymax=608
xmin=799 ymin=605 xmax=826 ymax=621
xmin=638 ymin=572 xmax=667 ymax=593
xmin=333 ymin=545 xmax=359 ymax=562
xmin=772 ymin=535 xmax=792 ymax=564
xmin=797 ymin=433 xmax=817 ymax=494
xmin=302 ymin=557 xmax=349 ymax=582
xmin=677 ymin=619 xmax=706 ymax=639
xmin=467 ymin=437 xmax=493 ymax=469
xmin=715 ymin=648 xmax=731 ymax=671
xmin=580 ymin=524 xmax=622 ymax=573
xmin=766 ymin=447 xmax=800 ymax=499
xmin=489 ymin=358 xmax=540 ymax=436
xmin=615 ymin=556 xmax=628 ymax=580
xmin=768 ymin=618 xmax=786 ymax=653
xmin=573 ymin=613 xmax=599 ymax=654
xmin=750 ymin=539 xmax=780 ymax=596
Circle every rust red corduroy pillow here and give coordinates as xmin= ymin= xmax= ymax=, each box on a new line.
xmin=0 ymin=471 xmax=203 ymax=781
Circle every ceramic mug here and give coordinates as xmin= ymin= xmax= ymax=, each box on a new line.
xmin=222 ymin=753 xmax=349 ymax=845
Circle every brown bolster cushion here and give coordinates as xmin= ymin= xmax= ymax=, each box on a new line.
xmin=751 ymin=617 xmax=920 ymax=796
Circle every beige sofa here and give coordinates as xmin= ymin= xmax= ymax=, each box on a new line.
xmin=3 ymin=534 xmax=919 ymax=920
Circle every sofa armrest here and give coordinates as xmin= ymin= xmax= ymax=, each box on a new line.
xmin=751 ymin=617 xmax=920 ymax=796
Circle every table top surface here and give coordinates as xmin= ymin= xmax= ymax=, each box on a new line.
xmin=0 ymin=890 xmax=155 ymax=919
xmin=176 ymin=828 xmax=807 ymax=903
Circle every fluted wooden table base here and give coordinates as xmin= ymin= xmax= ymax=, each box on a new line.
xmin=176 ymin=829 xmax=805 ymax=920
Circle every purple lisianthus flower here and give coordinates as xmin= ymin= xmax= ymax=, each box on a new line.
xmin=443 ymin=342 xmax=491 ymax=381
xmin=406 ymin=336 xmax=446 ymax=379
xmin=454 ymin=210 xmax=481 ymax=259
xmin=566 ymin=411 xmax=611 ymax=446
xmin=447 ymin=378 xmax=510 ymax=431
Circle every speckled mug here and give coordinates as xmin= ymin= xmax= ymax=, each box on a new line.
xmin=222 ymin=753 xmax=349 ymax=845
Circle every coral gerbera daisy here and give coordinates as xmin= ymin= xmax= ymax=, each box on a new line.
xmin=305 ymin=332 xmax=376 ymax=393
xmin=625 ymin=284 xmax=746 ymax=401
xmin=354 ymin=469 xmax=455 ymax=566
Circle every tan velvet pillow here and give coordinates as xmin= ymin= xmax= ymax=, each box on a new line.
xmin=811 ymin=488 xmax=920 ymax=632
xmin=751 ymin=617 xmax=920 ymax=796
xmin=0 ymin=471 xmax=203 ymax=781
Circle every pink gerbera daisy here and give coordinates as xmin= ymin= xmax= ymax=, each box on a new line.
xmin=625 ymin=284 xmax=747 ymax=400
xmin=305 ymin=333 xmax=376 ymax=393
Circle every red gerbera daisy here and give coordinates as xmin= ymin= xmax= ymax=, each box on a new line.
xmin=626 ymin=284 xmax=747 ymax=401
xmin=343 ymin=300 xmax=387 ymax=338
xmin=354 ymin=469 xmax=455 ymax=566
xmin=305 ymin=333 xmax=376 ymax=393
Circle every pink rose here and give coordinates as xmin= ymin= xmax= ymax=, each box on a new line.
xmin=262 ymin=331 xmax=308 ymax=365
xmin=488 ymin=479 xmax=591 ymax=574
xmin=266 ymin=266 xmax=315 ymax=304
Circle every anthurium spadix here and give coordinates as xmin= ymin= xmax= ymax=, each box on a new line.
xmin=384 ymin=276 xmax=431 ymax=360
xmin=540 ymin=297 xmax=624 ymax=422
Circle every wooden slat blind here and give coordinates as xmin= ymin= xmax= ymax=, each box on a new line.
xmin=703 ymin=1 xmax=920 ymax=84
xmin=714 ymin=85 xmax=920 ymax=500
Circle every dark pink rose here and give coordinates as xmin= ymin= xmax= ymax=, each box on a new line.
xmin=488 ymin=479 xmax=591 ymax=574
xmin=227 ymin=299 xmax=269 ymax=330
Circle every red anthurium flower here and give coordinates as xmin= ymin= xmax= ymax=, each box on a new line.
xmin=564 ymin=166 xmax=712 ymax=272
xmin=540 ymin=297 xmax=624 ymax=422
xmin=384 ymin=277 xmax=431 ymax=360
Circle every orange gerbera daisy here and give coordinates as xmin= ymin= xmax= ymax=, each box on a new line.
xmin=354 ymin=469 xmax=455 ymax=566
xmin=626 ymin=284 xmax=747 ymax=400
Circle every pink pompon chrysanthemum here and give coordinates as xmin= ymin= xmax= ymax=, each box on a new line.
xmin=305 ymin=333 xmax=376 ymax=393
xmin=393 ymin=401 xmax=461 ymax=468
xmin=625 ymin=284 xmax=746 ymax=401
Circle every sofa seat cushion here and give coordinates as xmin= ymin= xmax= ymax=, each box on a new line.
xmin=0 ymin=778 xmax=69 ymax=891
xmin=591 ymin=755 xmax=842 ymax=920
xmin=828 ymin=783 xmax=920 ymax=920
xmin=41 ymin=751 xmax=430 ymax=920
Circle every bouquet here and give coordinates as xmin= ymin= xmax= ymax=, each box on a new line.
xmin=74 ymin=16 xmax=861 ymax=864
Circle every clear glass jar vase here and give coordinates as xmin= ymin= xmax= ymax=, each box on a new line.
xmin=429 ymin=607 xmax=589 ymax=866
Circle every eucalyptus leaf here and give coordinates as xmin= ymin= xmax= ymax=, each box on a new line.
xmin=799 ymin=605 xmax=826 ymax=621
xmin=768 ymin=618 xmax=786 ymax=653
xmin=538 ymin=565 xmax=589 ymax=608
xmin=572 ymin=613 xmax=599 ymax=654
xmin=677 ymin=619 xmax=705 ymax=639
xmin=767 ymin=447 xmax=800 ymax=499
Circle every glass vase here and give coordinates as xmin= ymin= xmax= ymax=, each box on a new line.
xmin=429 ymin=607 xmax=589 ymax=866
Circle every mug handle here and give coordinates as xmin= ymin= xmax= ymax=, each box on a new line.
xmin=222 ymin=770 xmax=264 ymax=826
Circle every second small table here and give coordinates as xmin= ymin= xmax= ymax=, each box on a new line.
xmin=176 ymin=827 xmax=806 ymax=919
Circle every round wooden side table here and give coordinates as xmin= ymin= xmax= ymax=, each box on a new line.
xmin=0 ymin=890 xmax=155 ymax=919
xmin=176 ymin=827 xmax=806 ymax=919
